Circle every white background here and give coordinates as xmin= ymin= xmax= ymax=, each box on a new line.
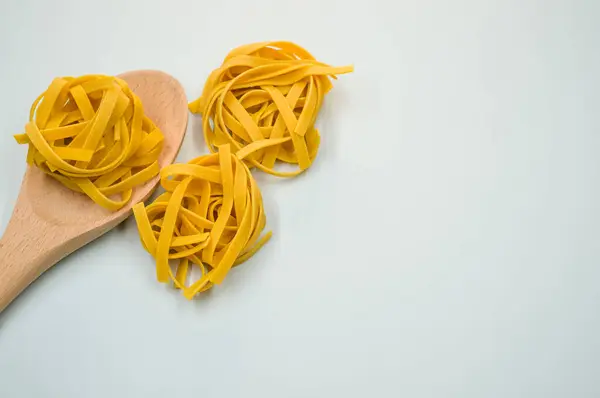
xmin=1 ymin=0 xmax=599 ymax=396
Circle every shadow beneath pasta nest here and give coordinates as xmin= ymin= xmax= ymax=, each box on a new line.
xmin=189 ymin=285 xmax=217 ymax=310
xmin=189 ymin=113 xmax=211 ymax=159
xmin=312 ymin=87 xmax=350 ymax=168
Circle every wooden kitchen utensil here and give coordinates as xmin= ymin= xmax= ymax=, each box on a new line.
xmin=0 ymin=70 xmax=188 ymax=312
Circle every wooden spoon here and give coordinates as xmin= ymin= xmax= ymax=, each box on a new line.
xmin=0 ymin=70 xmax=188 ymax=312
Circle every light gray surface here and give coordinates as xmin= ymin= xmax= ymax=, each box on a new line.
xmin=1 ymin=0 xmax=599 ymax=396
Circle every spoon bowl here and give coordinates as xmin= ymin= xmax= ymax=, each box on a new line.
xmin=0 ymin=70 xmax=188 ymax=312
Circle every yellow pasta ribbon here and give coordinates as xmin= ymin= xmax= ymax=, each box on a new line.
xmin=188 ymin=41 xmax=353 ymax=177
xmin=14 ymin=75 xmax=164 ymax=211
xmin=133 ymin=144 xmax=272 ymax=298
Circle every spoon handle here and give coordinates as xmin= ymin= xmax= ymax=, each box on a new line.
xmin=0 ymin=209 xmax=63 ymax=312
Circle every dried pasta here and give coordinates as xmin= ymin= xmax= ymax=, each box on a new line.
xmin=133 ymin=144 xmax=271 ymax=298
xmin=14 ymin=75 xmax=163 ymax=211
xmin=188 ymin=41 xmax=353 ymax=177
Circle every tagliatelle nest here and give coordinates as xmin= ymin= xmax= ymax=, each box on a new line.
xmin=14 ymin=75 xmax=163 ymax=211
xmin=133 ymin=144 xmax=271 ymax=298
xmin=189 ymin=41 xmax=353 ymax=177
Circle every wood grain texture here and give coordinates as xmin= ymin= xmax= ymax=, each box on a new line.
xmin=0 ymin=70 xmax=188 ymax=312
